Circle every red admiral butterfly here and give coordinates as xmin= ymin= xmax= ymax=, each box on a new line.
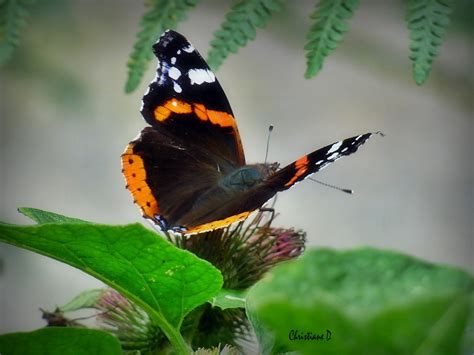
xmin=122 ymin=30 xmax=380 ymax=235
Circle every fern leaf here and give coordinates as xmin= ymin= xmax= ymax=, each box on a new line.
xmin=207 ymin=0 xmax=285 ymax=70
xmin=406 ymin=0 xmax=453 ymax=85
xmin=125 ymin=0 xmax=200 ymax=93
xmin=304 ymin=0 xmax=359 ymax=79
xmin=0 ymin=0 xmax=35 ymax=65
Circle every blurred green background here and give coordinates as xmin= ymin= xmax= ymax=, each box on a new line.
xmin=0 ymin=0 xmax=472 ymax=333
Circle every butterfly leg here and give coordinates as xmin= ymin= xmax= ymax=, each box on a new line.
xmin=258 ymin=207 xmax=276 ymax=227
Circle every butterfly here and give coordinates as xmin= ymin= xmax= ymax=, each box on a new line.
xmin=122 ymin=30 xmax=380 ymax=235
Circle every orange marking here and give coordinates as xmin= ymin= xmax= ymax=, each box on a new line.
xmin=165 ymin=99 xmax=192 ymax=114
xmin=185 ymin=211 xmax=251 ymax=235
xmin=154 ymin=100 xmax=244 ymax=164
xmin=121 ymin=143 xmax=160 ymax=218
xmin=284 ymin=155 xmax=309 ymax=187
xmin=206 ymin=109 xmax=235 ymax=128
xmin=191 ymin=104 xmax=236 ymax=128
xmin=155 ymin=99 xmax=236 ymax=129
xmin=193 ymin=103 xmax=208 ymax=121
xmin=154 ymin=106 xmax=171 ymax=121
xmin=154 ymin=99 xmax=193 ymax=122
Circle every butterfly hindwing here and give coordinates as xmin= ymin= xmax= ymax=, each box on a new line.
xmin=122 ymin=127 xmax=236 ymax=228
xmin=140 ymin=30 xmax=245 ymax=166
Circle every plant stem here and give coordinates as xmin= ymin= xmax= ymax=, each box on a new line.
xmin=139 ymin=302 xmax=191 ymax=354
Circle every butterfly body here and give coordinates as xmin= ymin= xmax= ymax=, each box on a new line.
xmin=122 ymin=30 xmax=379 ymax=235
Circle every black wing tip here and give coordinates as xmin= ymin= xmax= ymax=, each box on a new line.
xmin=153 ymin=29 xmax=188 ymax=54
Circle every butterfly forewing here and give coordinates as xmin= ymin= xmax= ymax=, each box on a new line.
xmin=140 ymin=30 xmax=245 ymax=166
xmin=264 ymin=133 xmax=375 ymax=191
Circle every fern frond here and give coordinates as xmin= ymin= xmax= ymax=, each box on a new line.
xmin=304 ymin=0 xmax=359 ymax=79
xmin=0 ymin=0 xmax=35 ymax=65
xmin=125 ymin=0 xmax=200 ymax=93
xmin=406 ymin=0 xmax=453 ymax=85
xmin=207 ymin=0 xmax=285 ymax=70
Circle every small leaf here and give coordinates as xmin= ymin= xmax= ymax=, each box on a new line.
xmin=0 ymin=327 xmax=122 ymax=355
xmin=18 ymin=207 xmax=88 ymax=224
xmin=59 ymin=288 xmax=104 ymax=312
xmin=305 ymin=0 xmax=359 ymax=79
xmin=125 ymin=0 xmax=201 ymax=93
xmin=0 ymin=210 xmax=222 ymax=351
xmin=207 ymin=0 xmax=285 ymax=70
xmin=247 ymin=247 xmax=474 ymax=355
xmin=209 ymin=289 xmax=246 ymax=310
xmin=0 ymin=0 xmax=35 ymax=65
xmin=405 ymin=0 xmax=453 ymax=85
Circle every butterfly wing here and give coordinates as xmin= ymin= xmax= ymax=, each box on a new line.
xmin=176 ymin=133 xmax=380 ymax=234
xmin=122 ymin=127 xmax=237 ymax=228
xmin=264 ymin=133 xmax=377 ymax=191
xmin=140 ymin=30 xmax=245 ymax=166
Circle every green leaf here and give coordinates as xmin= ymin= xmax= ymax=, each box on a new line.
xmin=125 ymin=0 xmax=200 ymax=93
xmin=246 ymin=247 xmax=474 ymax=355
xmin=0 ymin=211 xmax=223 ymax=353
xmin=207 ymin=0 xmax=285 ymax=70
xmin=405 ymin=0 xmax=453 ymax=85
xmin=0 ymin=0 xmax=35 ymax=65
xmin=18 ymin=207 xmax=88 ymax=224
xmin=209 ymin=289 xmax=246 ymax=310
xmin=59 ymin=288 xmax=104 ymax=312
xmin=0 ymin=327 xmax=122 ymax=355
xmin=304 ymin=0 xmax=359 ymax=79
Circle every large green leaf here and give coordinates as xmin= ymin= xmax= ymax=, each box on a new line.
xmin=0 ymin=327 xmax=122 ymax=355
xmin=247 ymin=247 xmax=474 ymax=355
xmin=0 ymin=210 xmax=223 ymax=353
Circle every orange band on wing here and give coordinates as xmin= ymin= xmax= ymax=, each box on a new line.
xmin=121 ymin=143 xmax=159 ymax=218
xmin=154 ymin=99 xmax=236 ymax=129
xmin=284 ymin=155 xmax=309 ymax=187
xmin=205 ymin=109 xmax=235 ymax=128
xmin=185 ymin=211 xmax=251 ymax=235
xmin=154 ymin=99 xmax=193 ymax=121
xmin=153 ymin=100 xmax=245 ymax=164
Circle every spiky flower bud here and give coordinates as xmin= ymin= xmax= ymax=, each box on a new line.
xmin=95 ymin=288 xmax=163 ymax=352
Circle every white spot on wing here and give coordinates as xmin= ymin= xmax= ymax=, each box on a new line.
xmin=168 ymin=66 xmax=181 ymax=80
xmin=327 ymin=152 xmax=340 ymax=161
xmin=157 ymin=62 xmax=169 ymax=85
xmin=183 ymin=44 xmax=195 ymax=53
xmin=188 ymin=68 xmax=216 ymax=85
xmin=177 ymin=49 xmax=181 ymax=55
xmin=173 ymin=82 xmax=182 ymax=93
xmin=327 ymin=141 xmax=342 ymax=154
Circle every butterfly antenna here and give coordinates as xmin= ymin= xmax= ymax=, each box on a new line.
xmin=308 ymin=177 xmax=353 ymax=194
xmin=264 ymin=124 xmax=274 ymax=164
